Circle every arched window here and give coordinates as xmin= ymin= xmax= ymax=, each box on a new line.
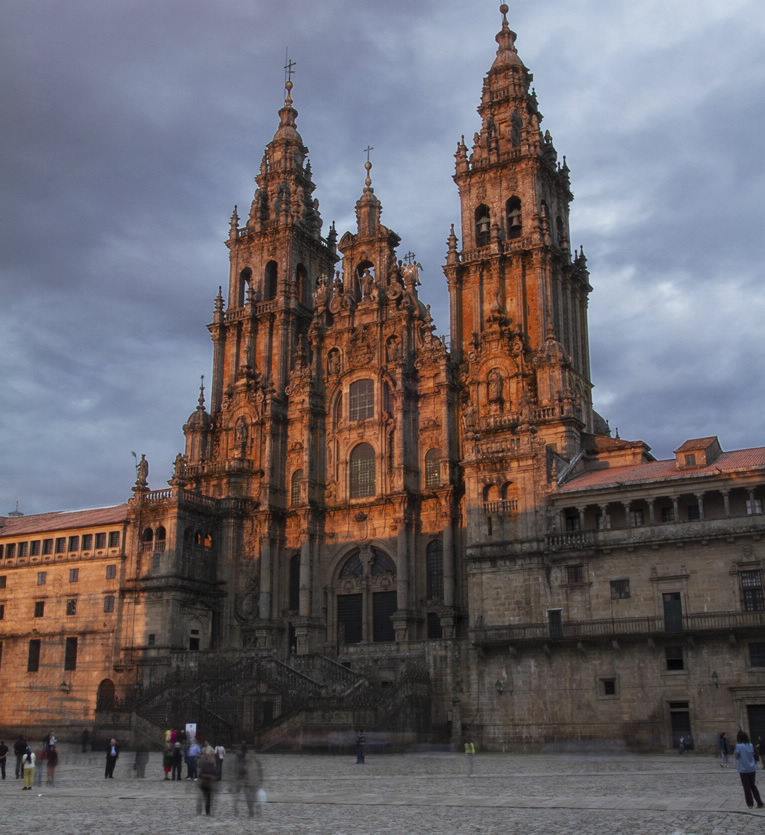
xmin=238 ymin=267 xmax=252 ymax=307
xmin=425 ymin=449 xmax=441 ymax=489
xmin=475 ymin=204 xmax=491 ymax=247
xmin=506 ymin=197 xmax=522 ymax=239
xmin=500 ymin=482 xmax=513 ymax=500
xmin=483 ymin=484 xmax=498 ymax=502
xmin=291 ymin=469 xmax=303 ymax=506
xmin=264 ymin=260 xmax=278 ymax=301
xmin=336 ymin=547 xmax=396 ymax=645
xmin=333 ymin=392 xmax=343 ymax=427
xmin=426 ymin=540 xmax=444 ymax=601
xmin=155 ymin=526 xmax=166 ymax=552
xmin=349 ymin=443 xmax=376 ymax=498
xmin=349 ymin=379 xmax=374 ymax=421
xmin=289 ymin=553 xmax=300 ymax=611
xmin=142 ymin=528 xmax=153 ymax=553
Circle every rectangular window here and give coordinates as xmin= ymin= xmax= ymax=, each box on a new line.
xmin=684 ymin=454 xmax=696 ymax=467
xmin=0 ymin=576 xmax=6 ymax=589
xmin=27 ymin=640 xmax=41 ymax=672
xmin=82 ymin=534 xmax=93 ymax=550
xmin=95 ymin=533 xmax=107 ymax=549
xmin=630 ymin=509 xmax=645 ymax=526
xmin=103 ymin=595 xmax=115 ymax=613
xmin=749 ymin=642 xmax=765 ymax=667
xmin=742 ymin=570 xmax=765 ymax=611
xmin=687 ymin=504 xmax=700 ymax=521
xmin=610 ymin=579 xmax=630 ymax=599
xmin=30 ymin=540 xmax=41 ymax=556
xmin=0 ymin=604 xmax=4 ymax=620
xmin=601 ymin=678 xmax=617 ymax=696
xmin=747 ymin=499 xmax=764 ymax=515
xmin=148 ymin=633 xmax=156 ymax=646
xmin=665 ymin=645 xmax=684 ymax=671
xmin=661 ymin=507 xmax=675 ymax=523
xmin=69 ymin=568 xmax=79 ymax=583
xmin=37 ymin=571 xmax=47 ymax=586
xmin=66 ymin=599 xmax=77 ymax=616
xmin=6 ymin=544 xmax=15 ymax=559
xmin=34 ymin=601 xmax=45 ymax=617
xmin=42 ymin=539 xmax=53 ymax=555
xmin=18 ymin=542 xmax=28 ymax=558
xmin=349 ymin=379 xmax=374 ymax=421
xmin=596 ymin=513 xmax=611 ymax=530
xmin=189 ymin=629 xmax=200 ymax=651
xmin=108 ymin=531 xmax=121 ymax=548
xmin=55 ymin=537 xmax=66 ymax=553
xmin=68 ymin=536 xmax=79 ymax=552
xmin=566 ymin=564 xmax=584 ymax=584
xmin=0 ymin=544 xmax=3 ymax=559
xmin=106 ymin=564 xmax=117 ymax=580
xmin=152 ymin=552 xmax=161 ymax=571
xmin=564 ymin=514 xmax=580 ymax=532
xmin=64 ymin=637 xmax=78 ymax=671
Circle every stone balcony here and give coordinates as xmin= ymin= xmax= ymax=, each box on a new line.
xmin=471 ymin=609 xmax=765 ymax=648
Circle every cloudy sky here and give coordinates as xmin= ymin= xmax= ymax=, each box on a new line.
xmin=2 ymin=0 xmax=764 ymax=516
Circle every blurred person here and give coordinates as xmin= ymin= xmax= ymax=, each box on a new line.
xmin=719 ymin=732 xmax=729 ymax=767
xmin=464 ymin=738 xmax=476 ymax=777
xmin=46 ymin=744 xmax=58 ymax=785
xmin=196 ymin=751 xmax=217 ymax=815
xmin=21 ymin=746 xmax=35 ymax=790
xmin=735 ymin=730 xmax=764 ymax=809
xmin=80 ymin=728 xmax=90 ymax=753
xmin=214 ymin=741 xmax=225 ymax=779
xmin=105 ymin=738 xmax=119 ymax=778
xmin=0 ymin=739 xmax=8 ymax=780
xmin=14 ymin=736 xmax=27 ymax=779
xmin=134 ymin=744 xmax=148 ymax=778
xmin=233 ymin=748 xmax=264 ymax=818
xmin=356 ymin=729 xmax=366 ymax=764
xmin=162 ymin=743 xmax=173 ymax=780
xmin=34 ymin=742 xmax=45 ymax=786
xmin=171 ymin=742 xmax=183 ymax=781
xmin=186 ymin=738 xmax=201 ymax=780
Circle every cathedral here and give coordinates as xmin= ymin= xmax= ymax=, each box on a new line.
xmin=2 ymin=6 xmax=765 ymax=752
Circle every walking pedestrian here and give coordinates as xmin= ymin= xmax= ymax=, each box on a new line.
xmin=171 ymin=742 xmax=183 ymax=780
xmin=464 ymin=738 xmax=476 ymax=777
xmin=0 ymin=739 xmax=8 ymax=780
xmin=734 ymin=730 xmax=765 ymax=809
xmin=21 ymin=747 xmax=35 ymax=790
xmin=355 ymin=729 xmax=366 ymax=764
xmin=162 ymin=744 xmax=173 ymax=780
xmin=14 ymin=736 xmax=26 ymax=779
xmin=233 ymin=748 xmax=265 ymax=818
xmin=46 ymin=744 xmax=58 ymax=785
xmin=105 ymin=738 xmax=119 ymax=778
xmin=214 ymin=742 xmax=225 ymax=779
xmin=719 ymin=732 xmax=730 ymax=767
xmin=196 ymin=752 xmax=217 ymax=815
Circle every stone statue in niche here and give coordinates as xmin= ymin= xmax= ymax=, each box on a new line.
xmin=235 ymin=417 xmax=248 ymax=445
xmin=327 ymin=349 xmax=341 ymax=375
xmin=488 ymin=369 xmax=503 ymax=403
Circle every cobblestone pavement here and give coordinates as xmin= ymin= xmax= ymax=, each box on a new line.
xmin=1 ymin=748 xmax=763 ymax=834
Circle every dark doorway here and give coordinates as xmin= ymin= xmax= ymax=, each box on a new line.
xmin=373 ymin=591 xmax=397 ymax=642
xmin=669 ymin=701 xmax=691 ymax=748
xmin=548 ymin=609 xmax=563 ymax=639
xmin=747 ymin=705 xmax=765 ymax=745
xmin=663 ymin=592 xmax=683 ymax=633
xmin=337 ymin=594 xmax=362 ymax=644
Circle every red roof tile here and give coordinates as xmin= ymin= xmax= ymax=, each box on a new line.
xmin=0 ymin=504 xmax=130 ymax=537
xmin=558 ymin=447 xmax=765 ymax=493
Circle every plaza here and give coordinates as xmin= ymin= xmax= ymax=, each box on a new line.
xmin=1 ymin=747 xmax=762 ymax=834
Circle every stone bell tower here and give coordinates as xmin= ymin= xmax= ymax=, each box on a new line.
xmin=445 ymin=5 xmax=595 ymax=552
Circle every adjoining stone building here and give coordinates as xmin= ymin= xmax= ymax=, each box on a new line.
xmin=2 ymin=6 xmax=764 ymax=751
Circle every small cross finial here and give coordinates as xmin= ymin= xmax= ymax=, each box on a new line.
xmin=364 ymin=145 xmax=374 ymax=163
xmin=284 ymin=50 xmax=297 ymax=85
xmin=403 ymin=251 xmax=417 ymax=265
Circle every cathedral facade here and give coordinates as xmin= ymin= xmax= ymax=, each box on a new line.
xmin=2 ymin=7 xmax=765 ymax=751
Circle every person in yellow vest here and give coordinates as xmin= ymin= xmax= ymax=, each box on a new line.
xmin=464 ymin=739 xmax=476 ymax=777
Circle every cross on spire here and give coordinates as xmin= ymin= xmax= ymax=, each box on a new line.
xmin=284 ymin=51 xmax=297 ymax=85
xmin=364 ymin=145 xmax=374 ymax=163
xmin=403 ymin=251 xmax=417 ymax=265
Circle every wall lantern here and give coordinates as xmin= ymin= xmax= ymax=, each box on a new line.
xmin=59 ymin=680 xmax=71 ymax=694
xmin=711 ymin=671 xmax=720 ymax=688
xmin=495 ymin=679 xmax=504 ymax=696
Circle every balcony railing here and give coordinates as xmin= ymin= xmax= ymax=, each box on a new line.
xmin=471 ymin=609 xmax=765 ymax=647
